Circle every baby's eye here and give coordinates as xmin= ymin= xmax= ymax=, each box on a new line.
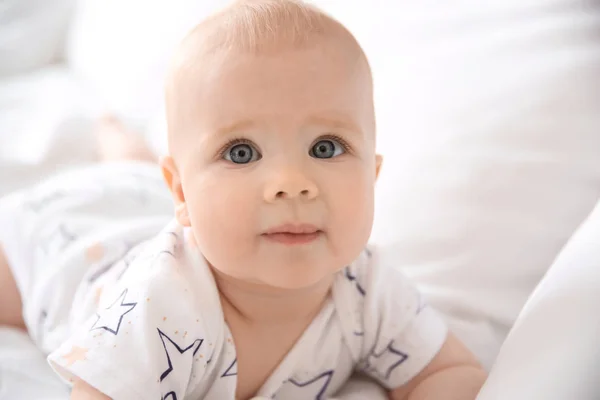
xmin=223 ymin=143 xmax=261 ymax=164
xmin=310 ymin=138 xmax=346 ymax=159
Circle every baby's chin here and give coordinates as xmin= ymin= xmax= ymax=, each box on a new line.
xmin=256 ymin=270 xmax=339 ymax=292
xmin=212 ymin=261 xmax=342 ymax=292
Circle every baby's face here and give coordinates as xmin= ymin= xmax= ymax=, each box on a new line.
xmin=168 ymin=39 xmax=379 ymax=289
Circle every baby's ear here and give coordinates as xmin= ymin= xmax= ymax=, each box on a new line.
xmin=375 ymin=154 xmax=383 ymax=180
xmin=159 ymin=156 xmax=191 ymax=227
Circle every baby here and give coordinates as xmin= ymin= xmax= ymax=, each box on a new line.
xmin=0 ymin=1 xmax=487 ymax=399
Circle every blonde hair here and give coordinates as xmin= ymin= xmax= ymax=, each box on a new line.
xmin=181 ymin=0 xmax=361 ymax=55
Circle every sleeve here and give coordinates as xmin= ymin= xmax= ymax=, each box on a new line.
xmin=47 ymin=265 xmax=214 ymax=400
xmin=357 ymin=248 xmax=448 ymax=390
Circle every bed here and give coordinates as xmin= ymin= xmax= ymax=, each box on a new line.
xmin=1 ymin=0 xmax=599 ymax=398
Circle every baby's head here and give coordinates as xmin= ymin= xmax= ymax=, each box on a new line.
xmin=161 ymin=0 xmax=381 ymax=290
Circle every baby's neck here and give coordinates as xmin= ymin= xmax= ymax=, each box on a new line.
xmin=211 ymin=269 xmax=333 ymax=327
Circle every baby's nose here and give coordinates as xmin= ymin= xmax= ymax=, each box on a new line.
xmin=264 ymin=170 xmax=319 ymax=202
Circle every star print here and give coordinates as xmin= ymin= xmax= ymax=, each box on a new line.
xmin=344 ymin=268 xmax=366 ymax=296
xmin=221 ymin=358 xmax=237 ymax=377
xmin=151 ymin=236 xmax=178 ymax=265
xmin=164 ymin=231 xmax=179 ymax=240
xmin=90 ymin=289 xmax=137 ymax=335
xmin=288 ymin=370 xmax=334 ymax=400
xmin=62 ymin=346 xmax=88 ymax=367
xmin=23 ymin=190 xmax=67 ymax=212
xmin=87 ymin=241 xmax=137 ymax=284
xmin=162 ymin=392 xmax=177 ymax=400
xmin=115 ymin=244 xmax=146 ymax=280
xmin=87 ymin=258 xmax=117 ymax=284
xmin=158 ymin=328 xmax=203 ymax=382
xmin=39 ymin=223 xmax=76 ymax=255
xmin=157 ymin=250 xmax=175 ymax=258
xmin=363 ymin=340 xmax=408 ymax=381
xmin=35 ymin=310 xmax=48 ymax=343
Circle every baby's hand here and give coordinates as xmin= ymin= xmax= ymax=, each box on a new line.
xmin=390 ymin=333 xmax=487 ymax=400
xmin=70 ymin=378 xmax=111 ymax=400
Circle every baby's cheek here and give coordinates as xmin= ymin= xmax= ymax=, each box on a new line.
xmin=189 ymin=182 xmax=255 ymax=244
xmin=331 ymin=175 xmax=374 ymax=250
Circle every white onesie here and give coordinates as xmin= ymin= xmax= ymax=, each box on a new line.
xmin=47 ymin=219 xmax=447 ymax=399
xmin=0 ymin=162 xmax=448 ymax=399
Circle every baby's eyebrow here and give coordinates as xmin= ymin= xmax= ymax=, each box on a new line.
xmin=306 ymin=114 xmax=362 ymax=136
xmin=211 ymin=114 xmax=363 ymax=136
xmin=215 ymin=119 xmax=258 ymax=136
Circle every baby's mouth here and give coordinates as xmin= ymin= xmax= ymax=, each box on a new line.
xmin=262 ymin=223 xmax=323 ymax=245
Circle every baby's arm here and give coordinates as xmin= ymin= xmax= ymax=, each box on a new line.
xmin=71 ymin=379 xmax=110 ymax=400
xmin=48 ymin=224 xmax=214 ymax=399
xmin=389 ymin=333 xmax=486 ymax=400
xmin=354 ymin=248 xmax=487 ymax=400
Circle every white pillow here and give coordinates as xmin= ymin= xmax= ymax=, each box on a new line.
xmin=0 ymin=0 xmax=74 ymax=76
xmin=357 ymin=1 xmax=600 ymax=367
xmin=477 ymin=199 xmax=600 ymax=399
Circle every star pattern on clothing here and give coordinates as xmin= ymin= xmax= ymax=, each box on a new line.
xmin=164 ymin=231 xmax=179 ymax=240
xmin=151 ymin=234 xmax=178 ymax=266
xmin=87 ymin=240 xmax=137 ymax=284
xmin=162 ymin=391 xmax=177 ymax=400
xmin=87 ymin=258 xmax=117 ymax=284
xmin=287 ymin=370 xmax=334 ymax=400
xmin=158 ymin=328 xmax=203 ymax=382
xmin=90 ymin=289 xmax=137 ymax=335
xmin=221 ymin=358 xmax=237 ymax=378
xmin=344 ymin=267 xmax=366 ymax=296
xmin=156 ymin=249 xmax=176 ymax=259
xmin=35 ymin=310 xmax=48 ymax=344
xmin=23 ymin=190 xmax=67 ymax=212
xmin=363 ymin=340 xmax=408 ymax=381
xmin=115 ymin=243 xmax=145 ymax=280
xmin=39 ymin=223 xmax=77 ymax=255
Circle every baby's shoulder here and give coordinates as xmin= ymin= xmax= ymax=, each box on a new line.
xmin=50 ymin=225 xmax=224 ymax=400
xmin=101 ymin=221 xmax=222 ymax=326
xmin=338 ymin=245 xmax=414 ymax=296
xmin=333 ymin=245 xmax=424 ymax=324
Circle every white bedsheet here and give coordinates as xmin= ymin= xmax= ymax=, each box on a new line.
xmin=0 ymin=328 xmax=68 ymax=399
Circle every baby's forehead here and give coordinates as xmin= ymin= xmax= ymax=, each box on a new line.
xmin=165 ymin=0 xmax=373 ymax=152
